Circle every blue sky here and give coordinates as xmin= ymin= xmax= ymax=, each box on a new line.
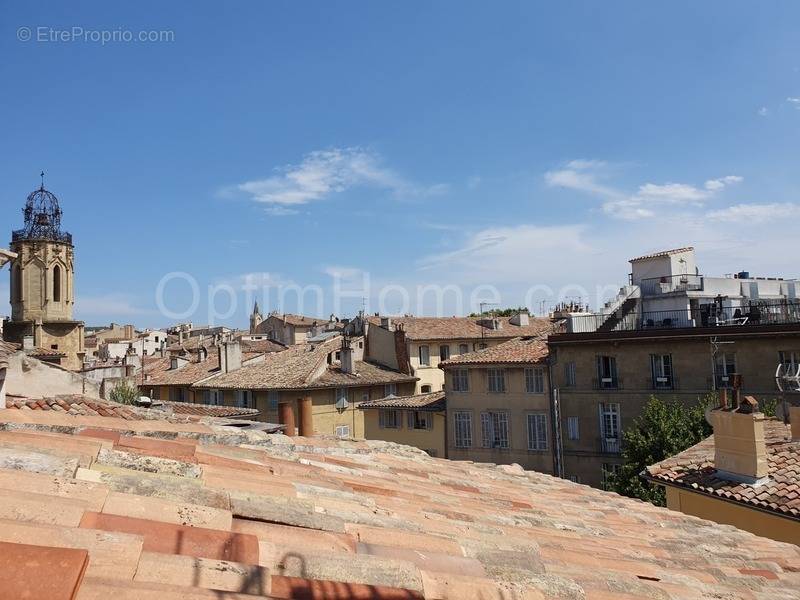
xmin=2 ymin=2 xmax=799 ymax=327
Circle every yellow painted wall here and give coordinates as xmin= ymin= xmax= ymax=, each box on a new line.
xmin=362 ymin=410 xmax=446 ymax=457
xmin=444 ymin=364 xmax=554 ymax=475
xmin=665 ymin=486 xmax=800 ymax=546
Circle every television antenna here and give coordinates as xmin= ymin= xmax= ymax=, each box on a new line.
xmin=709 ymin=336 xmax=735 ymax=391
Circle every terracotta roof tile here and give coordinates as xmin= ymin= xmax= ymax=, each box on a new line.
xmin=359 ymin=391 xmax=446 ymax=411
xmin=0 ymin=408 xmax=798 ymax=598
xmin=629 ymin=246 xmax=694 ymax=262
xmin=369 ymin=316 xmax=555 ymax=341
xmin=440 ymin=336 xmax=548 ymax=367
xmin=646 ymin=419 xmax=800 ymax=520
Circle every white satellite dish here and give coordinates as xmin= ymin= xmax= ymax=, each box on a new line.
xmin=335 ymin=397 xmax=349 ymax=411
xmin=775 ymin=363 xmax=800 ymax=393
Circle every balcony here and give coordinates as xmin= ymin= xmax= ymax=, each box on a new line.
xmin=599 ymin=437 xmax=622 ymax=454
xmin=564 ymin=298 xmax=800 ymax=334
xmin=592 ymin=377 xmax=624 ymax=391
xmin=11 ymin=229 xmax=73 ymax=244
xmin=639 ymin=274 xmax=703 ymax=296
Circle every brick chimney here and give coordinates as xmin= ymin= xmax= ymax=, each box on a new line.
xmin=710 ymin=395 xmax=769 ymax=484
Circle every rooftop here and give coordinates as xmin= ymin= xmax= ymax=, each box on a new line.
xmin=629 ymin=246 xmax=695 ymax=262
xmin=359 ymin=391 xmax=446 ymax=412
xmin=370 ymin=315 xmax=555 ymax=341
xmin=195 ymin=337 xmax=416 ymax=391
xmin=0 ymin=408 xmax=798 ymax=598
xmin=440 ymin=336 xmax=548 ymax=367
xmin=645 ymin=419 xmax=800 ymax=521
xmin=142 ymin=348 xmax=264 ymax=387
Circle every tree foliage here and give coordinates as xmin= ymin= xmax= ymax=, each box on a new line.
xmin=109 ymin=379 xmax=139 ymax=405
xmin=468 ymin=306 xmax=529 ymax=317
xmin=608 ymin=395 xmax=713 ymax=506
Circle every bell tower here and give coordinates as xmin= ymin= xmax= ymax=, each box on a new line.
xmin=4 ymin=175 xmax=85 ymax=370
xmin=250 ymin=300 xmax=264 ymax=334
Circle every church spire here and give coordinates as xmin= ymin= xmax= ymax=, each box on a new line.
xmin=253 ymin=300 xmax=261 ymax=316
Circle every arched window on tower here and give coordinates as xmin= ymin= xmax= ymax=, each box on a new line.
xmin=13 ymin=264 xmax=22 ymax=303
xmin=53 ymin=265 xmax=61 ymax=302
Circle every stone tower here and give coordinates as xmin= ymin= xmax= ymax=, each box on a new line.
xmin=3 ymin=179 xmax=85 ymax=370
xmin=250 ymin=300 xmax=263 ymax=334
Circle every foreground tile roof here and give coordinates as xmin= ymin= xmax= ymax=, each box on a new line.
xmin=0 ymin=409 xmax=798 ymax=599
xmin=160 ymin=400 xmax=260 ymax=419
xmin=645 ymin=419 xmax=800 ymax=520
xmin=369 ymin=315 xmax=555 ymax=341
xmin=440 ymin=336 xmax=549 ymax=367
xmin=359 ymin=391 xmax=446 ymax=412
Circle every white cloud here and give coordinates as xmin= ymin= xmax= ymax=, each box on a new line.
xmin=546 ymin=160 xmax=743 ymax=220
xmin=758 ymin=106 xmax=769 ymax=117
xmin=787 ymin=97 xmax=800 ymax=109
xmin=706 ymin=203 xmax=799 ymax=224
xmin=230 ymin=147 xmax=446 ymax=213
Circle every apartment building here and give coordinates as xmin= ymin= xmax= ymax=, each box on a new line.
xmin=440 ymin=336 xmax=554 ymax=474
xmin=250 ymin=309 xmax=341 ymax=345
xmin=359 ymin=391 xmax=447 ymax=458
xmin=192 ymin=335 xmax=417 ymax=437
xmin=367 ymin=312 xmax=553 ymax=394
xmin=549 ymin=247 xmax=800 ymax=488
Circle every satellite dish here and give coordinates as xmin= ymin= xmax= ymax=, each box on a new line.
xmin=775 ymin=363 xmax=800 ymax=393
xmin=335 ymin=397 xmax=349 ymax=411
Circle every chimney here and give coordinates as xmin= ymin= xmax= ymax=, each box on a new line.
xmin=340 ymin=338 xmax=355 ymax=374
xmin=124 ymin=324 xmax=135 ymax=340
xmin=510 ymin=311 xmax=530 ymax=326
xmin=22 ymin=335 xmax=34 ymax=351
xmin=197 ymin=345 xmax=208 ymax=362
xmin=219 ymin=340 xmax=242 ymax=373
xmin=178 ymin=330 xmax=185 ymax=345
xmin=790 ymin=406 xmax=800 ymax=441
xmin=710 ymin=395 xmax=769 ymax=484
xmin=380 ymin=316 xmax=394 ymax=330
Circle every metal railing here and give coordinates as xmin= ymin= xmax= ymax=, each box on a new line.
xmin=566 ymin=299 xmax=800 ymax=333
xmin=639 ymin=274 xmax=703 ymax=296
xmin=11 ymin=229 xmax=73 ymax=244
xmin=599 ymin=437 xmax=622 ymax=454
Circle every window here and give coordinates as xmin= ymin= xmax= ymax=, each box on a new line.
xmin=454 ymin=411 xmax=472 ymax=448
xmin=599 ymin=403 xmax=621 ymax=453
xmin=568 ymin=475 xmax=579 ymax=483
xmin=650 ymin=354 xmax=673 ymax=389
xmin=478 ymin=343 xmax=488 ymax=350
xmin=439 ymin=345 xmax=450 ymax=361
xmin=50 ymin=344 xmax=59 ymax=350
xmin=487 ymin=368 xmax=506 ymax=393
xmin=204 ymin=389 xmax=221 ymax=405
xmin=379 ymin=409 xmax=400 ymax=429
xmin=335 ymin=425 xmax=350 ymax=438
xmin=171 ymin=387 xmax=186 ymax=402
xmin=458 ymin=343 xmax=469 ymax=355
xmin=452 ymin=368 xmax=469 ymax=392
xmin=421 ymin=384 xmax=432 ymax=393
xmin=714 ymin=352 xmax=737 ymax=388
xmin=564 ymin=362 xmax=576 ymax=387
xmin=408 ymin=411 xmax=433 ymax=430
xmin=481 ymin=412 xmax=509 ymax=449
xmin=527 ymin=413 xmax=548 ymax=450
xmin=419 ymin=345 xmax=430 ymax=366
xmin=52 ymin=265 xmax=61 ymax=302
xmin=335 ymin=388 xmax=348 ymax=409
xmin=602 ymin=463 xmax=622 ymax=489
xmin=566 ymin=416 xmax=579 ymax=440
xmin=12 ymin=265 xmax=22 ymax=303
xmin=236 ymin=390 xmax=254 ymax=408
xmin=267 ymin=390 xmax=279 ymax=409
xmin=596 ymin=356 xmax=618 ymax=389
xmin=779 ymin=351 xmax=799 ymax=375
xmin=150 ymin=387 xmax=160 ymax=400
xmin=384 ymin=383 xmax=397 ymax=397
xmin=525 ymin=367 xmax=545 ymax=393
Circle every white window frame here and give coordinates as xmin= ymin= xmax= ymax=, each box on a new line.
xmin=335 ymin=424 xmax=350 ymax=438
xmin=650 ymin=354 xmax=673 ymax=389
xmin=600 ymin=402 xmax=620 ymax=440
xmin=480 ymin=411 xmax=509 ymax=449
xmin=487 ymin=368 xmax=506 ymax=393
xmin=452 ymin=368 xmax=469 ymax=392
xmin=527 ymin=413 xmax=548 ymax=451
xmin=564 ymin=361 xmax=576 ymax=387
xmin=597 ymin=355 xmax=618 ymax=389
xmin=525 ymin=367 xmax=545 ymax=394
xmin=566 ymin=416 xmax=579 ymax=441
xmin=419 ymin=345 xmax=430 ymax=366
xmin=384 ymin=383 xmax=397 ymax=397
xmin=454 ymin=411 xmax=472 ymax=448
xmin=458 ymin=343 xmax=469 ymax=355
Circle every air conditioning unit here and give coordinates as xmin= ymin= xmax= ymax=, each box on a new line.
xmin=656 ymin=376 xmax=668 ymax=383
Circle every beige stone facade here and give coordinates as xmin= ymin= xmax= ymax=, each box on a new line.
xmin=548 ymin=325 xmax=800 ymax=487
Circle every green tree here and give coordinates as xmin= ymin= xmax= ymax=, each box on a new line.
xmin=109 ymin=379 xmax=139 ymax=405
xmin=468 ymin=306 xmax=529 ymax=317
xmin=608 ymin=395 xmax=713 ymax=506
